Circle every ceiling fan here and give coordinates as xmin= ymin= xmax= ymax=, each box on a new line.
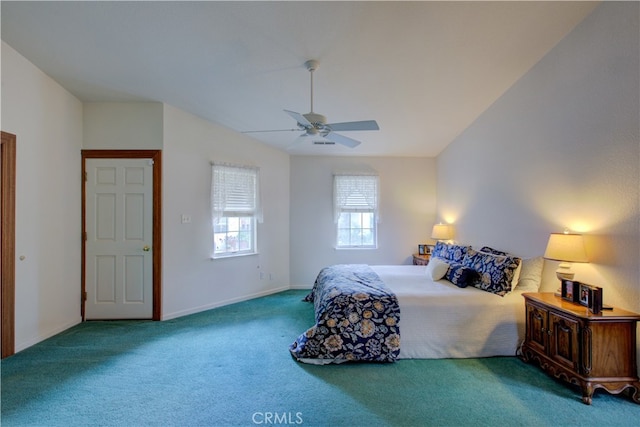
xmin=243 ymin=60 xmax=379 ymax=148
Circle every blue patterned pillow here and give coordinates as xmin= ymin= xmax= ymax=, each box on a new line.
xmin=479 ymin=246 xmax=522 ymax=286
xmin=479 ymin=246 xmax=510 ymax=256
xmin=431 ymin=242 xmax=469 ymax=263
xmin=463 ymin=249 xmax=520 ymax=296
xmin=445 ymin=262 xmax=478 ymax=288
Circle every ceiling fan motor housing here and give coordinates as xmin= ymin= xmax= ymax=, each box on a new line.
xmin=302 ymin=112 xmax=327 ymax=130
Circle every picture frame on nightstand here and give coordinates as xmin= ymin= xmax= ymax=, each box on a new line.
xmin=578 ymin=283 xmax=603 ymax=314
xmin=561 ymin=279 xmax=579 ymax=302
xmin=418 ymin=244 xmax=427 ymax=255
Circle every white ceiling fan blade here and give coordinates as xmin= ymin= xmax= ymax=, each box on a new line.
xmin=284 ymin=109 xmax=312 ymax=128
xmin=325 ymin=132 xmax=361 ymax=148
xmin=326 ymin=120 xmax=379 ymax=132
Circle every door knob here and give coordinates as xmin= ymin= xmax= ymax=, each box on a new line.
xmin=143 ymin=245 xmax=151 ymax=252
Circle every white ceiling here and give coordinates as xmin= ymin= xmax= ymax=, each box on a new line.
xmin=1 ymin=1 xmax=599 ymax=156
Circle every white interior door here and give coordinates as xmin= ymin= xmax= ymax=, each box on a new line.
xmin=85 ymin=158 xmax=153 ymax=319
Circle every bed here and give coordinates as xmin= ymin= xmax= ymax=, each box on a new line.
xmin=374 ymin=265 xmax=526 ymax=359
xmin=290 ymin=244 xmax=543 ymax=364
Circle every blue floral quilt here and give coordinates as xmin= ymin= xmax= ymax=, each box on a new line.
xmin=289 ymin=264 xmax=401 ymax=364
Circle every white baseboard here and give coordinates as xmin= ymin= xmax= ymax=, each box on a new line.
xmin=162 ymin=285 xmax=291 ymax=320
xmin=289 ymin=284 xmax=312 ymax=290
xmin=15 ymin=317 xmax=82 ymax=354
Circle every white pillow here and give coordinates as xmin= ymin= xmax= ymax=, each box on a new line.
xmin=513 ymin=256 xmax=543 ymax=292
xmin=512 ymin=260 xmax=523 ymax=287
xmin=425 ymin=257 xmax=450 ymax=281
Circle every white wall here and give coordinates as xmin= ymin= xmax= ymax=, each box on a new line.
xmin=81 ymin=101 xmax=162 ymax=321
xmin=437 ymin=2 xmax=639 ymax=341
xmin=1 ymin=42 xmax=83 ymax=351
xmin=83 ymin=102 xmax=163 ymax=149
xmin=161 ymin=104 xmax=290 ymax=319
xmin=290 ymin=155 xmax=436 ymax=286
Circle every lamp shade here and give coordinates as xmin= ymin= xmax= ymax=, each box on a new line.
xmin=431 ymin=224 xmax=454 ymax=241
xmin=543 ymin=233 xmax=588 ymax=263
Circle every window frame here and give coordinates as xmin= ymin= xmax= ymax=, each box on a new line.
xmin=333 ymin=174 xmax=379 ymax=250
xmin=212 ymin=214 xmax=256 ymax=258
xmin=211 ymin=163 xmax=261 ymax=259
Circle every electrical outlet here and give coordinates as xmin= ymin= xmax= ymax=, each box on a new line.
xmin=181 ymin=214 xmax=191 ymax=224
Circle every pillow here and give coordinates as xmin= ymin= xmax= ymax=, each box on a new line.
xmin=479 ymin=246 xmax=522 ymax=286
xmin=425 ymin=257 xmax=449 ymax=281
xmin=445 ymin=262 xmax=479 ymax=288
xmin=431 ymin=241 xmax=469 ymax=263
xmin=463 ymin=248 xmax=520 ymax=296
xmin=479 ymin=246 xmax=509 ymax=256
xmin=513 ymin=256 xmax=544 ymax=292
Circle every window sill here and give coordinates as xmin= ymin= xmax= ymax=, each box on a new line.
xmin=211 ymin=252 xmax=259 ymax=260
xmin=334 ymin=246 xmax=378 ymax=250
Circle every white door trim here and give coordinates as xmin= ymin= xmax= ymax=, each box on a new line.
xmin=81 ymin=150 xmax=162 ymax=321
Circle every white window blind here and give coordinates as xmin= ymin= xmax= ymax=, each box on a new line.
xmin=333 ymin=174 xmax=379 ymax=222
xmin=211 ymin=163 xmax=262 ymax=220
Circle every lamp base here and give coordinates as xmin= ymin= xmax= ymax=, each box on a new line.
xmin=556 ymin=270 xmax=575 ymax=281
xmin=555 ymin=262 xmax=575 ymax=281
xmin=554 ymin=263 xmax=575 ymax=295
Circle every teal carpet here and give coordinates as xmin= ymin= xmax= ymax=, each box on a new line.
xmin=2 ymin=290 xmax=638 ymax=426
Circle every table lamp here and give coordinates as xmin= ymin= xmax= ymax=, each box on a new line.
xmin=431 ymin=223 xmax=454 ymax=242
xmin=543 ymin=232 xmax=588 ymax=281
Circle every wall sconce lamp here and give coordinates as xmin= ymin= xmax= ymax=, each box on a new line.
xmin=431 ymin=223 xmax=454 ymax=242
xmin=543 ymin=231 xmax=588 ymax=281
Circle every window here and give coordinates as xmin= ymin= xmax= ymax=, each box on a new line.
xmin=211 ymin=163 xmax=261 ymax=258
xmin=334 ymin=174 xmax=379 ymax=249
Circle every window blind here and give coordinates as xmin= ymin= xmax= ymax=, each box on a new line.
xmin=333 ymin=174 xmax=379 ymax=222
xmin=211 ymin=163 xmax=262 ymax=221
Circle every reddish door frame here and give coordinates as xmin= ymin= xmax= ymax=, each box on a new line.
xmin=1 ymin=132 xmax=16 ymax=358
xmin=81 ymin=150 xmax=162 ymax=321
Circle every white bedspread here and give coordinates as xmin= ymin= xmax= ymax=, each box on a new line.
xmin=371 ymin=265 xmax=525 ymax=359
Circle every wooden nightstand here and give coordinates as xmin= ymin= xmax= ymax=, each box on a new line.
xmin=412 ymin=254 xmax=431 ymax=265
xmin=520 ymin=292 xmax=640 ymax=405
